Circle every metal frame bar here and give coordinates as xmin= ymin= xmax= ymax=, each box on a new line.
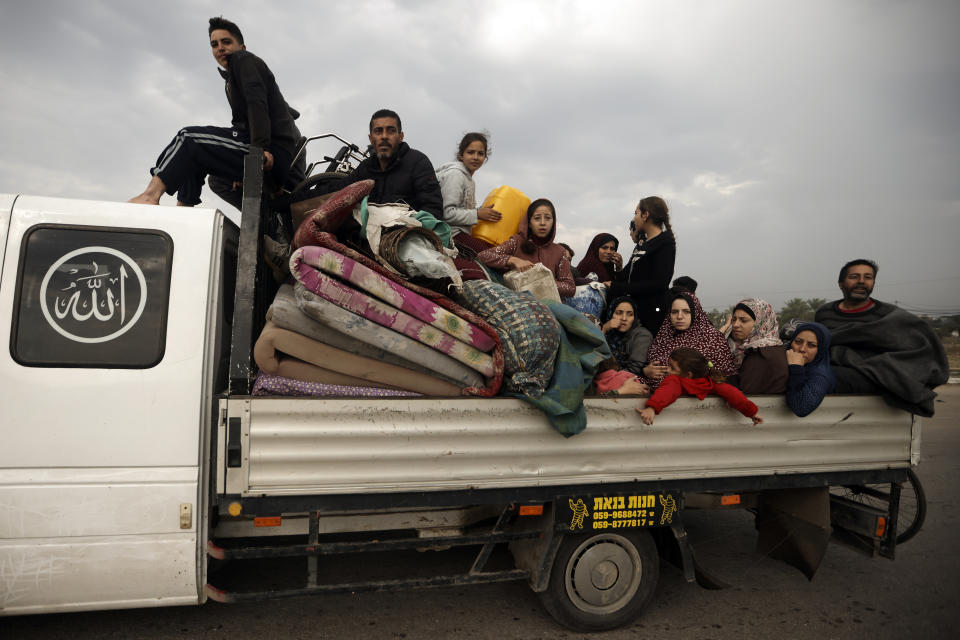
xmin=206 ymin=505 xmax=535 ymax=601
xmin=207 ymin=530 xmax=541 ymax=561
xmin=206 ymin=570 xmax=529 ymax=603
xmin=218 ymin=469 xmax=909 ymax=516
xmin=228 ymin=149 xmax=265 ymax=394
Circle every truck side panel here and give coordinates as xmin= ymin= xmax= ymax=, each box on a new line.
xmin=224 ymin=394 xmax=915 ymax=496
xmin=0 ymin=196 xmax=226 ymax=615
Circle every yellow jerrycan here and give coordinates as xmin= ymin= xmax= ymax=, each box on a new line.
xmin=471 ymin=186 xmax=530 ymax=246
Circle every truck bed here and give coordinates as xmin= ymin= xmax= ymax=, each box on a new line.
xmin=219 ymin=394 xmax=917 ymax=498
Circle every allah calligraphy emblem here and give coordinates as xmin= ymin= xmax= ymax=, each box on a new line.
xmin=39 ymin=246 xmax=148 ymax=343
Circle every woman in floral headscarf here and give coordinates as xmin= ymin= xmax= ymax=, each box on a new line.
xmin=722 ymin=298 xmax=788 ymax=394
xmin=640 ymin=290 xmax=735 ymax=389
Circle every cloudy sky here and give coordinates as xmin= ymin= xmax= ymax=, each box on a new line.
xmin=2 ymin=0 xmax=958 ymax=314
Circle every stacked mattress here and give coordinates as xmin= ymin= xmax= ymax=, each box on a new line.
xmin=253 ymin=181 xmax=504 ymax=398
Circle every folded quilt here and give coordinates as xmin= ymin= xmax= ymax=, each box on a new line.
xmin=290 ymin=250 xmax=495 ymax=378
xmin=458 ymin=280 xmax=561 ymax=398
xmin=254 ymin=321 xmax=463 ymax=396
xmin=293 ymin=245 xmax=493 ymax=351
xmin=252 ymin=372 xmax=421 ymax=398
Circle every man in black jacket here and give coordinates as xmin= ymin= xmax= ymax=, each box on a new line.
xmin=815 ymin=258 xmax=948 ymax=416
xmin=130 ymin=17 xmax=302 ymax=207
xmin=345 ymin=109 xmax=443 ymax=217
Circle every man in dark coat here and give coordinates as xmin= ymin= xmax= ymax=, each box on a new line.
xmin=344 ymin=109 xmax=443 ymax=218
xmin=130 ymin=17 xmax=303 ymax=207
xmin=815 ymin=258 xmax=948 ymax=416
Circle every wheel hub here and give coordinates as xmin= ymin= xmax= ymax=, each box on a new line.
xmin=565 ymin=535 xmax=643 ymax=613
xmin=591 ymin=560 xmax=619 ymax=590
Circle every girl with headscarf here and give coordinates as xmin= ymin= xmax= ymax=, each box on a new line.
xmin=477 ymin=198 xmax=576 ymax=298
xmin=723 ymin=298 xmax=788 ymax=394
xmin=576 ymin=233 xmax=621 ymax=285
xmin=785 ymin=322 xmax=836 ymax=416
xmin=641 ymin=290 xmax=735 ymax=389
xmin=602 ymin=296 xmax=653 ymax=376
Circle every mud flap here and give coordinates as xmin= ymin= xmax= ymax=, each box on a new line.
xmin=509 ymin=503 xmax=560 ymax=592
xmin=755 ymin=487 xmax=831 ymax=580
xmin=667 ymin=523 xmax=731 ymax=590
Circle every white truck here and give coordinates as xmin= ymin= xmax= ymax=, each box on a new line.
xmin=0 ymin=165 xmax=924 ymax=631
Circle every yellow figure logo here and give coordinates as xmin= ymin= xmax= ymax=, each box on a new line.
xmin=569 ymin=498 xmax=589 ymax=530
xmin=659 ymin=494 xmax=677 ymax=524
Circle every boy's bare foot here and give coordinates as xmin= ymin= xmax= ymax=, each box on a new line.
xmin=128 ymin=193 xmax=161 ymax=205
xmin=128 ymin=175 xmax=167 ymax=205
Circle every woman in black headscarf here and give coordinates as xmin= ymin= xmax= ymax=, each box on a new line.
xmin=602 ymin=296 xmax=653 ymax=376
xmin=575 ymin=233 xmax=621 ymax=284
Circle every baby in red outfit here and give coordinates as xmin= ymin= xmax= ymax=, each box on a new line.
xmin=637 ymin=347 xmax=763 ymax=425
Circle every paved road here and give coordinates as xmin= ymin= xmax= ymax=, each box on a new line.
xmin=4 ymin=387 xmax=958 ymax=639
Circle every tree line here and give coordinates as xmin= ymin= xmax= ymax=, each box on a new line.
xmin=707 ymin=299 xmax=960 ymax=342
xmin=706 ymin=298 xmax=827 ymax=332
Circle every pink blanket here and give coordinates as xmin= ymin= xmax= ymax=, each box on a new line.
xmin=294 ymin=245 xmax=495 ymax=352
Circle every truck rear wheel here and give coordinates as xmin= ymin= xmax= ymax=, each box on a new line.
xmin=538 ymin=530 xmax=659 ymax=632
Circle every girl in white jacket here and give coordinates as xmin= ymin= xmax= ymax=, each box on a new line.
xmin=435 ymin=132 xmax=502 ymax=257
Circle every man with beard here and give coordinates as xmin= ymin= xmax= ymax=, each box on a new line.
xmin=815 ymin=258 xmax=948 ymax=416
xmin=344 ymin=109 xmax=443 ymax=217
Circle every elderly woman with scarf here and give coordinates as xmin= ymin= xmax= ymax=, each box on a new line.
xmin=784 ymin=322 xmax=836 ymax=416
xmin=576 ymin=233 xmax=621 ymax=285
xmin=723 ymin=298 xmax=788 ymax=394
xmin=602 ymin=296 xmax=653 ymax=376
xmin=477 ymin=198 xmax=576 ymax=298
xmin=640 ymin=289 xmax=735 ymax=388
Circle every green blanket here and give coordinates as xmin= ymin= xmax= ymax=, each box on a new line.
xmin=518 ymin=302 xmax=612 ymax=437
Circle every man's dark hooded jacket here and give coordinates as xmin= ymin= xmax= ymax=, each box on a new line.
xmin=347 ymin=142 xmax=443 ymax=218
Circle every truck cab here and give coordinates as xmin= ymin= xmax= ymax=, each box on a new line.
xmin=0 ymin=194 xmax=235 ymax=613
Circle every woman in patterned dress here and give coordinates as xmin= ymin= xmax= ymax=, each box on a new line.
xmin=640 ymin=290 xmax=735 ymax=389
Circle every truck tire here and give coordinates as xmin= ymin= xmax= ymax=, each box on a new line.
xmin=538 ymin=530 xmax=659 ymax=632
